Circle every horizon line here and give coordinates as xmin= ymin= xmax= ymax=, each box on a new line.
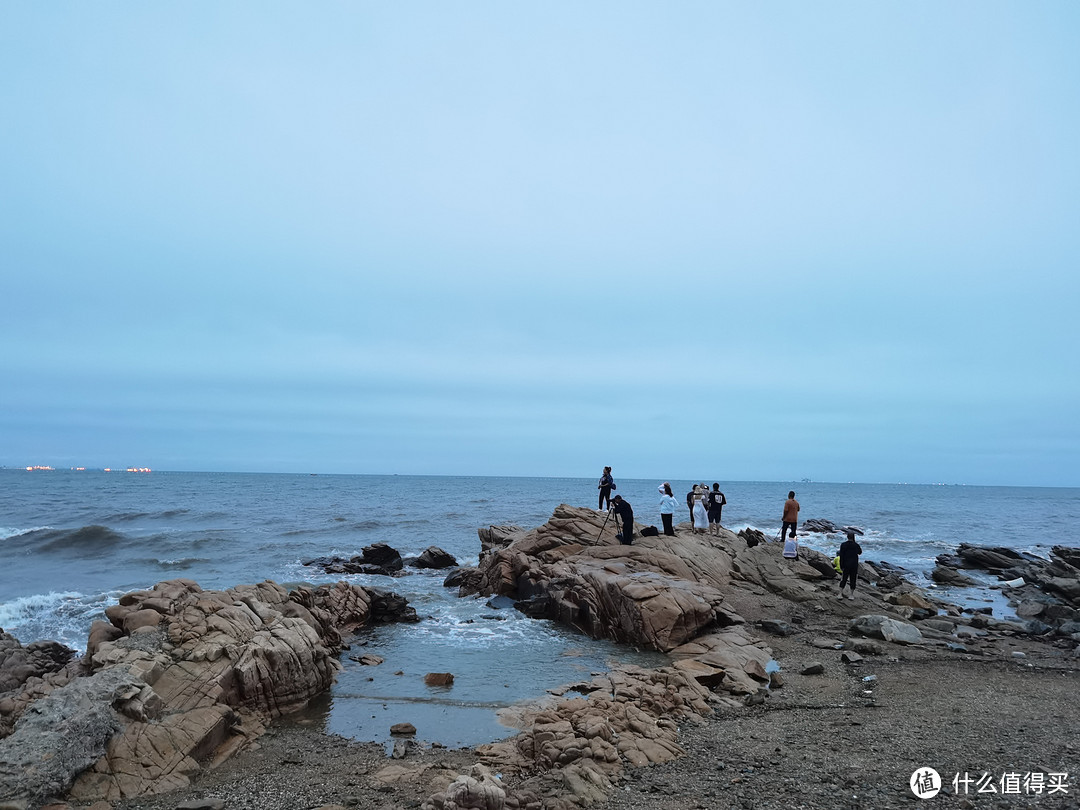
xmin=1 ymin=466 xmax=1076 ymax=490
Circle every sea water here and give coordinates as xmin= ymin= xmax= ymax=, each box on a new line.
xmin=1 ymin=470 xmax=1077 ymax=745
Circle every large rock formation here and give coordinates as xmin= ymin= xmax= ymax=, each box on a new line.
xmin=0 ymin=578 xmax=414 ymax=807
xmin=473 ymin=504 xmax=849 ymax=650
xmin=414 ymin=506 xmax=883 ymax=810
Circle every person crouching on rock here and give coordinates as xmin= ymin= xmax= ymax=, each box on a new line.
xmin=658 ymin=483 xmax=677 ymax=536
xmin=838 ymin=531 xmax=863 ymax=599
xmin=611 ymin=495 xmax=634 ymax=545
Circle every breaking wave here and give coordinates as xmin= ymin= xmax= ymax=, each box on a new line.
xmin=33 ymin=525 xmax=130 ymax=554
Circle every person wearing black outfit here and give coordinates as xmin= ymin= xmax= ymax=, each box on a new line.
xmin=597 ymin=466 xmax=614 ymax=510
xmin=707 ymin=484 xmax=727 ymax=536
xmin=611 ymin=495 xmax=634 ymax=545
xmin=838 ymin=531 xmax=863 ymax=599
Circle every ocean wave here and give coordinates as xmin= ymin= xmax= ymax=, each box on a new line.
xmin=280 ymin=527 xmax=328 ymax=537
xmin=0 ymin=591 xmax=100 ymax=650
xmin=0 ymin=525 xmax=53 ymax=541
xmin=104 ymin=508 xmax=195 ymax=522
xmin=0 ymin=591 xmax=80 ymax=626
xmin=282 ymin=519 xmax=387 ymax=537
xmin=104 ymin=511 xmax=152 ymax=522
xmin=33 ymin=525 xmax=130 ymax=555
xmin=191 ymin=534 xmax=230 ymax=547
xmin=128 ymin=556 xmax=211 ymax=570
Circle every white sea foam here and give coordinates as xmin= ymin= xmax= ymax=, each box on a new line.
xmin=0 ymin=525 xmax=51 ymax=540
xmin=0 ymin=591 xmax=105 ymax=651
xmin=0 ymin=591 xmax=81 ymax=625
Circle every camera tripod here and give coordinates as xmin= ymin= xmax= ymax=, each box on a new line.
xmin=598 ymin=505 xmax=621 ymax=542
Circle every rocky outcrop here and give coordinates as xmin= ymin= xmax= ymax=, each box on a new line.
xmin=0 ymin=637 xmax=76 ymax=697
xmin=0 ymin=634 xmax=80 ymax=742
xmin=419 ymin=661 xmax=731 ymax=810
xmin=934 ymin=543 xmax=1080 ymax=638
xmin=477 ymin=524 xmax=524 ymax=558
xmin=800 ymin=518 xmax=864 ymax=536
xmin=475 ymin=506 xmax=749 ymax=652
xmin=0 ymin=578 xmax=416 ymax=807
xmin=306 ymin=543 xmax=459 ymax=576
xmin=417 ymin=630 xmax=772 ymax=810
xmin=470 ymin=505 xmax=910 ymax=653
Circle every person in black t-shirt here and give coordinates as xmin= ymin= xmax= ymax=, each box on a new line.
xmin=707 ymin=483 xmax=727 ymax=536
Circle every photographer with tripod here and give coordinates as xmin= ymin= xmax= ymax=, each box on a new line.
xmin=608 ymin=495 xmax=634 ymax=545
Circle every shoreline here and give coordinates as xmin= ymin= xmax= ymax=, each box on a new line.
xmin=110 ymin=581 xmax=1080 ymax=810
xmin=4 ymin=505 xmax=1080 ymax=809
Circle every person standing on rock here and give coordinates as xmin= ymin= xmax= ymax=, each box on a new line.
xmin=611 ymin=495 xmax=634 ymax=544
xmin=692 ymin=484 xmax=709 ymax=535
xmin=658 ymin=483 xmax=678 ymax=536
xmin=707 ymin=484 xmax=727 ymax=536
xmin=781 ymin=491 xmax=800 ymax=542
xmin=597 ymin=466 xmax=615 ymax=511
xmin=686 ymin=487 xmax=696 ymax=530
xmin=837 ymin=531 xmax=863 ymax=599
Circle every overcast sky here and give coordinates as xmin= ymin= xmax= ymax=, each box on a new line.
xmin=2 ymin=3 xmax=1078 ymax=486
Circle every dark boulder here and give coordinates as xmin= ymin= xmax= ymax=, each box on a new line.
xmin=738 ymin=528 xmax=767 ymax=547
xmin=355 ymin=542 xmax=404 ymax=572
xmin=514 ymin=594 xmax=553 ymax=619
xmin=0 ymin=634 xmax=78 ymax=694
xmin=800 ymin=519 xmax=866 ymax=536
xmin=936 ymin=553 xmax=965 ymax=569
xmin=443 ymin=566 xmax=482 ymax=596
xmin=801 ymin=519 xmax=842 ymax=534
xmin=875 ymin=573 xmax=905 ymax=591
xmin=368 ymin=587 xmax=420 ymax=623
xmin=757 ymin=619 xmax=796 ymax=636
xmin=956 ymin=544 xmax=1029 ymax=572
xmin=304 ymin=554 xmax=403 ymax=577
xmin=805 ymin=557 xmax=838 ymax=580
xmin=1051 ymin=546 xmax=1080 ymax=570
xmin=413 ymin=546 xmax=459 ymax=570
xmin=931 ymin=565 xmax=978 ymax=587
